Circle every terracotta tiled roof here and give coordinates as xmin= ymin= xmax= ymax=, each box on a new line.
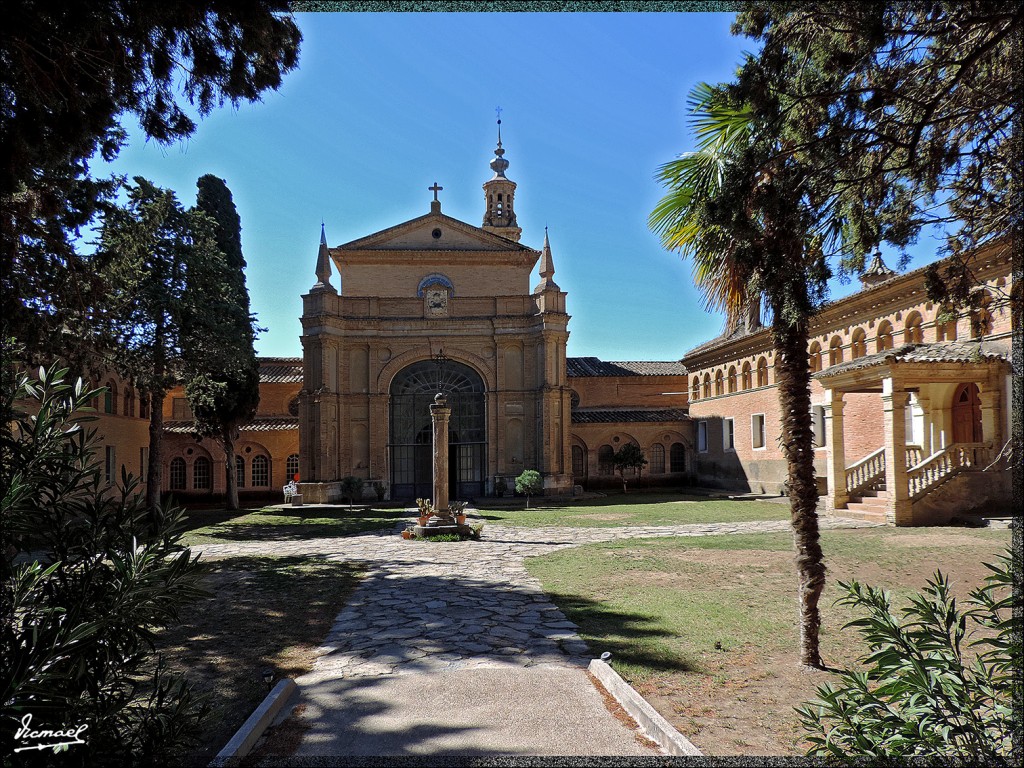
xmin=567 ymin=358 xmax=687 ymax=377
xmin=258 ymin=357 xmax=302 ymax=383
xmin=683 ymin=326 xmax=759 ymax=359
xmin=814 ymin=341 xmax=1010 ymax=379
xmin=571 ymin=408 xmax=689 ymax=424
xmin=164 ymin=416 xmax=299 ymax=434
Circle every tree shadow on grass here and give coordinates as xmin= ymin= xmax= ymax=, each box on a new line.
xmin=156 ymin=555 xmax=366 ymax=765
xmin=185 ymin=508 xmax=412 ymax=543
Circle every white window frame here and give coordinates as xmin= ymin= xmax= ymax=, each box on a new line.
xmin=697 ymin=421 xmax=708 ymax=453
xmin=723 ymin=418 xmax=735 ymax=452
xmin=751 ymin=413 xmax=766 ymax=450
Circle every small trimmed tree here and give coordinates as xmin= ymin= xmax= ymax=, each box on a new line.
xmin=515 ymin=470 xmax=543 ymax=508
xmin=612 ymin=443 xmax=647 ymax=493
xmin=339 ymin=476 xmax=364 ymax=508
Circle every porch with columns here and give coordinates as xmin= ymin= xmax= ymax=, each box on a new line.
xmin=816 ymin=341 xmax=1011 ymax=526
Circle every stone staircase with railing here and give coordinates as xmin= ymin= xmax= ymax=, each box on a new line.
xmin=838 ymin=443 xmax=994 ymax=524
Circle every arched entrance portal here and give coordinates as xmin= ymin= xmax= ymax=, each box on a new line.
xmin=951 ymin=382 xmax=982 ymax=443
xmin=389 ymin=360 xmax=486 ymax=501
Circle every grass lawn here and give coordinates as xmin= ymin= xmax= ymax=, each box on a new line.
xmin=181 ymin=504 xmax=409 ymax=545
xmin=155 ymin=555 xmax=364 ymax=765
xmin=475 ymin=492 xmax=791 ymax=528
xmin=525 ymin=525 xmax=1011 ymax=756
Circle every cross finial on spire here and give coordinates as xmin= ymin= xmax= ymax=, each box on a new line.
xmin=495 ymin=106 xmax=503 ymax=146
xmin=429 ymin=182 xmax=443 ymax=202
xmin=320 ymin=219 xmax=327 ymax=246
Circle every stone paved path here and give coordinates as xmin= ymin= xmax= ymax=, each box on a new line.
xmin=195 ymin=514 xmax=879 ymax=679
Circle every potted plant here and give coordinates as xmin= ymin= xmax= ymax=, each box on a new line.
xmin=372 ymin=480 xmax=387 ymax=501
xmin=495 ymin=478 xmax=507 ymax=498
xmin=451 ymin=500 xmax=468 ymax=525
xmin=415 ymin=498 xmax=432 ymax=526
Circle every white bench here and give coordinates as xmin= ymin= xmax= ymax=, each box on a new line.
xmin=283 ymin=482 xmax=299 ymax=503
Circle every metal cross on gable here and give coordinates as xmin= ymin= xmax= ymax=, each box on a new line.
xmin=429 ymin=182 xmax=443 ymax=202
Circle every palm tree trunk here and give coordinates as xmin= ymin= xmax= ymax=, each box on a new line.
xmin=771 ymin=307 xmax=826 ymax=669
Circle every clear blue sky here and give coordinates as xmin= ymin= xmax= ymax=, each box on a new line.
xmin=98 ymin=11 xmax=946 ymax=361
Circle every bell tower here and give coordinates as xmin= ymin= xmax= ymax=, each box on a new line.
xmin=482 ymin=115 xmax=522 ymax=242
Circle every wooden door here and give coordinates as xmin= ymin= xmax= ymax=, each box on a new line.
xmin=951 ymin=383 xmax=982 ymax=443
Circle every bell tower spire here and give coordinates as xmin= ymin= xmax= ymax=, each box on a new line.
xmin=482 ymin=109 xmax=522 ymax=243
xmin=311 ymin=221 xmax=336 ymax=293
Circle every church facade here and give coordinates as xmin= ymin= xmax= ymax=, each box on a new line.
xmin=299 ymin=132 xmax=577 ymax=502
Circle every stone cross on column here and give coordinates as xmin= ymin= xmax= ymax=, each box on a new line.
xmin=430 ymin=392 xmax=451 ymax=513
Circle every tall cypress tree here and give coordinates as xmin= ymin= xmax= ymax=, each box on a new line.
xmin=184 ymin=175 xmax=260 ymax=510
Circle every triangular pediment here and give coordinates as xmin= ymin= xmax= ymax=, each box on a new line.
xmin=335 ymin=211 xmax=535 ymax=253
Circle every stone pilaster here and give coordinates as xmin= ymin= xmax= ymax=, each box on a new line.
xmin=823 ymin=388 xmax=847 ymax=515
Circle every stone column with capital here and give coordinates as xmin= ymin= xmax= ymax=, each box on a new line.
xmin=882 ymin=378 xmax=912 ymax=526
xmin=430 ymin=392 xmax=451 ymax=513
xmin=823 ymin=389 xmax=847 ymax=515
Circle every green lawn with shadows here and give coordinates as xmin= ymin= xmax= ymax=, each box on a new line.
xmin=182 ymin=505 xmax=409 ymax=545
xmin=525 ymin=524 xmax=1010 ymax=755
xmin=475 ymin=492 xmax=790 ymax=528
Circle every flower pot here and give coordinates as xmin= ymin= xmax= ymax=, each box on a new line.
xmin=456 ymin=514 xmax=466 ymax=525
xmin=418 ymin=516 xmax=430 ymax=527
xmin=401 ymin=530 xmax=412 ymax=540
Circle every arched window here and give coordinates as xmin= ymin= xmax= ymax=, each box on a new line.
xmin=935 ymin=306 xmax=958 ymax=341
xmin=123 ymin=388 xmax=130 ymax=416
xmin=829 ymin=336 xmax=844 ymax=366
xmin=597 ymin=445 xmax=614 ymax=475
xmin=691 ymin=376 xmax=700 ymax=401
xmin=702 ymin=374 xmax=711 ymax=399
xmin=235 ymin=455 xmax=245 ymax=488
xmin=571 ymin=445 xmax=585 ymax=476
xmin=139 ymin=395 xmax=150 ymax=419
xmin=756 ymin=357 xmax=769 ymax=387
xmin=389 ymin=359 xmax=486 ymax=500
xmin=649 ymin=443 xmax=665 ymax=474
xmin=741 ymin=362 xmax=752 ymax=390
xmin=808 ymin=342 xmax=822 ymax=373
xmin=904 ymin=311 xmax=923 ymax=344
xmin=286 ymin=453 xmax=300 ymax=481
xmin=714 ymin=370 xmax=724 ymax=396
xmin=193 ymin=456 xmax=211 ymax=490
xmin=169 ymin=457 xmax=186 ymax=490
xmin=727 ymin=366 xmax=737 ymax=393
xmin=851 ymin=328 xmax=867 ymax=359
xmin=251 ymin=455 xmax=270 ymax=487
xmin=876 ymin=320 xmax=894 ymax=352
xmin=669 ymin=442 xmax=686 ymax=473
xmin=104 ymin=381 xmax=117 ymax=414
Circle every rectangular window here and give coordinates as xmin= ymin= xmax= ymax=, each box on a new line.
xmin=812 ymin=406 xmax=826 ymax=448
xmin=171 ymin=397 xmax=192 ymax=420
xmin=140 ymin=447 xmax=149 ymax=479
xmin=697 ymin=421 xmax=708 ymax=453
xmin=752 ymin=414 xmax=766 ymax=450
xmin=105 ymin=446 xmax=116 ymax=485
xmin=723 ymin=418 xmax=735 ymax=451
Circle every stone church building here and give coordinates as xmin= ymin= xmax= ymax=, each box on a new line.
xmin=297 ymin=130 xmax=691 ymax=503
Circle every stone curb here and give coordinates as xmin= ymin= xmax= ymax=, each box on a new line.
xmin=588 ymin=659 xmax=702 ymax=756
xmin=208 ymin=678 xmax=296 ymax=767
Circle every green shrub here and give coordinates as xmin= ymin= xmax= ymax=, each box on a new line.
xmin=515 ymin=470 xmax=543 ymax=508
xmin=2 ymin=366 xmax=207 ymax=763
xmin=796 ymin=551 xmax=1016 ymax=764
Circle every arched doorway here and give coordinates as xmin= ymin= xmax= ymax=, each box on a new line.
xmin=951 ymin=383 xmax=982 ymax=443
xmin=388 ymin=360 xmax=486 ymax=501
